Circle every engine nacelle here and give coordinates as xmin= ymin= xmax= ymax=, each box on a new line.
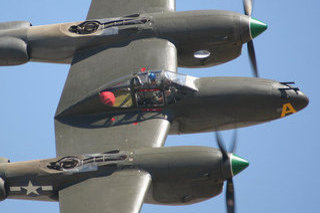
xmin=0 ymin=36 xmax=29 ymax=66
xmin=0 ymin=178 xmax=6 ymax=201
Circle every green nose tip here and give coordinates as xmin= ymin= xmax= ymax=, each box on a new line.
xmin=231 ymin=154 xmax=249 ymax=176
xmin=250 ymin=18 xmax=268 ymax=39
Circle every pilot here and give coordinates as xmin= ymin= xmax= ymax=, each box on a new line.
xmin=136 ymin=72 xmax=161 ymax=106
xmin=148 ymin=72 xmax=157 ymax=86
xmin=147 ymin=72 xmax=164 ymax=105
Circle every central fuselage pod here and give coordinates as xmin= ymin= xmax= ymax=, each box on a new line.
xmin=55 ymin=71 xmax=309 ymax=134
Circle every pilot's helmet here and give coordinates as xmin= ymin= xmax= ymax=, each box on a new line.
xmin=148 ymin=73 xmax=156 ymax=81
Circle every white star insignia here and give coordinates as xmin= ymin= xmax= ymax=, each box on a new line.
xmin=22 ymin=181 xmax=40 ymax=196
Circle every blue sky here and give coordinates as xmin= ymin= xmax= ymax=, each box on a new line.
xmin=0 ymin=0 xmax=319 ymax=212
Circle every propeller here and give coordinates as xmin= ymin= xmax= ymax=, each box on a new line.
xmin=243 ymin=0 xmax=253 ymax=16
xmin=242 ymin=0 xmax=267 ymax=78
xmin=247 ymin=40 xmax=258 ymax=78
xmin=216 ymin=130 xmax=238 ymax=213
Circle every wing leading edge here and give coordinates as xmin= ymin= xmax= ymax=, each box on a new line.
xmin=87 ymin=0 xmax=176 ymax=19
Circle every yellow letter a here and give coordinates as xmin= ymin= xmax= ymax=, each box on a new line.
xmin=281 ymin=103 xmax=297 ymax=117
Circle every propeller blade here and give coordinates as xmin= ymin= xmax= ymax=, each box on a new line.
xmin=226 ymin=178 xmax=235 ymax=213
xmin=247 ymin=40 xmax=259 ymax=78
xmin=216 ymin=132 xmax=228 ymax=161
xmin=229 ymin=130 xmax=238 ymax=154
xmin=243 ymin=0 xmax=253 ymax=16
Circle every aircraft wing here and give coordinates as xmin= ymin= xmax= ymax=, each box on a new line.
xmin=59 ymin=169 xmax=151 ymax=213
xmin=87 ymin=0 xmax=176 ymax=19
xmin=55 ymin=37 xmax=177 ymax=157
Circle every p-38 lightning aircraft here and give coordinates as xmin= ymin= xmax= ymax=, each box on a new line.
xmin=0 ymin=1 xmax=309 ymax=213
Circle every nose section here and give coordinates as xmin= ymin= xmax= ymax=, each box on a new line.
xmin=291 ymin=91 xmax=309 ymax=111
xmin=230 ymin=154 xmax=249 ymax=176
xmin=250 ymin=18 xmax=268 ymax=39
xmin=273 ymin=82 xmax=309 ymax=118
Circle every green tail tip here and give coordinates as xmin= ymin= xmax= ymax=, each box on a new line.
xmin=231 ymin=154 xmax=249 ymax=176
xmin=250 ymin=18 xmax=268 ymax=39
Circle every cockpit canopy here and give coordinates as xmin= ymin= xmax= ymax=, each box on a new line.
xmin=59 ymin=71 xmax=199 ymax=116
xmin=100 ymin=70 xmax=198 ymax=109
